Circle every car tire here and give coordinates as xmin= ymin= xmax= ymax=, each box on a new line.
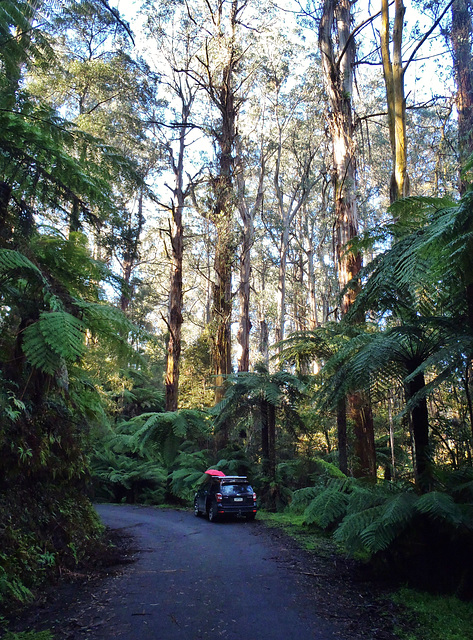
xmin=194 ymin=498 xmax=201 ymax=517
xmin=245 ymin=513 xmax=256 ymax=522
xmin=208 ymin=503 xmax=219 ymax=522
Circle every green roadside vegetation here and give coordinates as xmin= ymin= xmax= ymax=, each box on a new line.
xmin=392 ymin=590 xmax=473 ymax=640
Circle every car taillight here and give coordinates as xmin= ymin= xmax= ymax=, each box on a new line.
xmin=253 ymin=492 xmax=257 ymax=501
xmin=216 ymin=492 xmax=222 ymax=502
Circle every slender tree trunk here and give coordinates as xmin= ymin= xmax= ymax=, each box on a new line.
xmin=380 ymin=0 xmax=409 ymax=203
xmin=406 ymin=369 xmax=431 ymax=491
xmin=261 ymin=397 xmax=270 ymax=475
xmin=464 ymin=362 xmax=473 ymax=440
xmin=0 ymin=182 xmax=12 ymax=247
xmin=388 ymin=393 xmax=396 ymax=479
xmin=257 ymin=262 xmax=270 ymax=366
xmin=236 ymin=138 xmax=264 ymax=372
xmin=273 ymin=111 xmax=314 ymax=347
xmin=337 ymin=398 xmax=348 ymax=475
xmin=307 ymin=235 xmax=319 ymax=330
xmin=165 ymin=192 xmax=184 ymax=411
xmin=268 ymin=402 xmax=276 ymax=482
xmin=275 ymin=230 xmax=289 ymax=344
xmin=120 ymin=192 xmax=144 ymax=314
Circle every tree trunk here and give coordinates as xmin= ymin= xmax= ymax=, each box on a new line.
xmin=319 ymin=0 xmax=376 ymax=478
xmin=164 ymin=89 xmax=194 ymax=411
xmin=380 ymin=0 xmax=409 ymax=203
xmin=406 ymin=371 xmax=432 ymax=491
xmin=236 ymin=138 xmax=264 ymax=372
xmin=337 ymin=398 xmax=348 ymax=475
xmin=165 ymin=193 xmax=184 ymax=411
xmin=209 ymin=0 xmax=240 ymax=411
xmin=307 ymin=234 xmax=319 ymax=330
xmin=349 ymin=391 xmax=377 ymax=478
xmin=268 ymin=401 xmax=276 ymax=482
xmin=272 ymin=103 xmax=314 ymax=347
xmin=261 ymin=397 xmax=270 ymax=475
xmin=275 ymin=229 xmax=289 ymax=344
xmin=120 ymin=192 xmax=144 ymax=314
xmin=0 ymin=182 xmax=12 ymax=247
xmin=451 ymin=0 xmax=473 ymax=193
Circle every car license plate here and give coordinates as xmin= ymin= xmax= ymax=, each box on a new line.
xmin=234 ymin=497 xmax=243 ymax=502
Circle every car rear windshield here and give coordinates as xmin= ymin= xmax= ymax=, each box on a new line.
xmin=221 ymin=484 xmax=253 ymax=495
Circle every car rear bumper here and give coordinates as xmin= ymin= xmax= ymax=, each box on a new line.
xmin=218 ymin=506 xmax=257 ymax=515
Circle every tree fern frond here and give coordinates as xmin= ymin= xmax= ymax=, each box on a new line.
xmin=303 ymin=488 xmax=349 ymax=528
xmin=291 ymin=486 xmax=323 ymax=511
xmin=360 ymin=492 xmax=418 ymax=553
xmin=22 ymin=321 xmax=61 ymax=374
xmin=0 ymin=248 xmax=42 ymax=277
xmin=38 ymin=311 xmax=85 ymax=360
xmin=415 ymin=491 xmax=464 ymax=527
xmin=334 ymin=506 xmax=385 ymax=553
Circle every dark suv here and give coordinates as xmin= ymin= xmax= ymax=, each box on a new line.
xmin=194 ymin=475 xmax=257 ymax=522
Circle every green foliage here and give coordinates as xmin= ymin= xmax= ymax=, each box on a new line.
xmin=3 ymin=632 xmax=54 ymax=640
xmin=0 ymin=486 xmax=104 ymax=614
xmin=90 ymin=409 xmax=212 ymax=504
xmin=392 ymin=588 xmax=473 ymax=640
xmin=90 ymin=437 xmax=167 ymax=504
xmin=304 ymin=489 xmax=350 ymax=528
xmin=22 ymin=312 xmax=86 ymax=373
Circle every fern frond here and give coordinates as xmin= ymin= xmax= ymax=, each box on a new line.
xmin=39 ymin=311 xmax=85 ymax=359
xmin=415 ymin=491 xmax=464 ymax=527
xmin=303 ymin=488 xmax=349 ymax=528
xmin=334 ymin=505 xmax=385 ymax=553
xmin=360 ymin=492 xmax=418 ymax=552
xmin=0 ymin=248 xmax=42 ymax=277
xmin=290 ymin=486 xmax=322 ymax=511
xmin=22 ymin=322 xmax=61 ymax=374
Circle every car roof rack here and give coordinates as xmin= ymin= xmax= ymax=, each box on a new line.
xmin=220 ymin=476 xmax=248 ymax=481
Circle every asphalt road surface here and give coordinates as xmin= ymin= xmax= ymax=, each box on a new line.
xmin=92 ymin=504 xmax=347 ymax=640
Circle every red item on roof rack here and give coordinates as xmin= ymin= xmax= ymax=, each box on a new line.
xmin=204 ymin=469 xmax=226 ymax=477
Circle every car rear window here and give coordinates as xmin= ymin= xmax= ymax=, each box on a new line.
xmin=221 ymin=484 xmax=253 ymax=495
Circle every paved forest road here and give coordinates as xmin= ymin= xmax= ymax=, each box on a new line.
xmin=90 ymin=504 xmax=349 ymax=640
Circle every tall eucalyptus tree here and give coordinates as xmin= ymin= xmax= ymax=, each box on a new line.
xmin=318 ymin=0 xmax=376 ymax=478
xmin=144 ymin=2 xmax=204 ymax=410
xmin=451 ymin=0 xmax=473 ymax=191
xmin=379 ymin=0 xmax=453 ymax=202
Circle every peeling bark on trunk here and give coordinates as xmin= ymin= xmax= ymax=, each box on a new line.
xmin=452 ymin=0 xmax=473 ymax=193
xmin=208 ymin=0 xmax=240 ymax=415
xmin=319 ymin=0 xmax=376 ymax=478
